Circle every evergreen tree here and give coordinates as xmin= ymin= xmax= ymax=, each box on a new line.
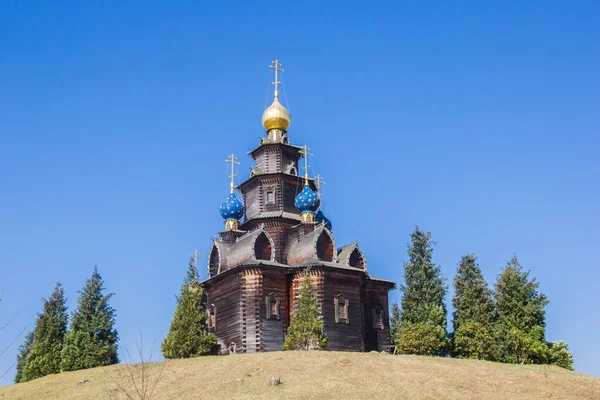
xmin=22 ymin=283 xmax=68 ymax=381
xmin=389 ymin=302 xmax=401 ymax=346
xmin=494 ymin=256 xmax=549 ymax=364
xmin=452 ymin=254 xmax=499 ymax=360
xmin=452 ymin=254 xmax=496 ymax=331
xmin=398 ymin=227 xmax=448 ymax=355
xmin=283 ymin=269 xmax=327 ymax=351
xmin=14 ymin=331 xmax=34 ymax=384
xmin=161 ymin=258 xmax=218 ymax=358
xmin=61 ymin=266 xmax=119 ymax=371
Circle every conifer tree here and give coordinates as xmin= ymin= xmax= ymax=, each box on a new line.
xmin=14 ymin=331 xmax=34 ymax=384
xmin=61 ymin=266 xmax=119 ymax=371
xmin=283 ymin=269 xmax=327 ymax=351
xmin=399 ymin=227 xmax=447 ymax=330
xmin=22 ymin=283 xmax=68 ymax=381
xmin=397 ymin=227 xmax=448 ymax=355
xmin=452 ymin=254 xmax=500 ymax=360
xmin=494 ymin=256 xmax=549 ymax=364
xmin=161 ymin=258 xmax=218 ymax=358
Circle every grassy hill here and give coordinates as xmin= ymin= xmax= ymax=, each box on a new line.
xmin=1 ymin=351 xmax=599 ymax=400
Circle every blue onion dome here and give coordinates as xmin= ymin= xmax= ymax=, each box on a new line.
xmin=220 ymin=193 xmax=244 ymax=220
xmin=295 ymin=185 xmax=320 ymax=213
xmin=315 ymin=210 xmax=332 ymax=231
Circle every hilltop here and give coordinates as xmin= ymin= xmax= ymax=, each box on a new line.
xmin=1 ymin=351 xmax=599 ymax=400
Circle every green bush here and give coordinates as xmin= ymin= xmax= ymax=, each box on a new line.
xmin=453 ymin=322 xmax=501 ymax=361
xmin=549 ymin=340 xmax=574 ymax=370
xmin=396 ymin=324 xmax=446 ymax=356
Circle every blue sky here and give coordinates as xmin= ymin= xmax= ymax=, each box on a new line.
xmin=0 ymin=0 xmax=598 ymax=385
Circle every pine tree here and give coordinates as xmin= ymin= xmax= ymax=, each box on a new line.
xmin=22 ymin=283 xmax=68 ymax=381
xmin=161 ymin=258 xmax=218 ymax=358
xmin=283 ymin=269 xmax=327 ymax=351
xmin=398 ymin=227 xmax=448 ymax=354
xmin=452 ymin=254 xmax=500 ymax=360
xmin=14 ymin=331 xmax=34 ymax=384
xmin=61 ymin=266 xmax=119 ymax=371
xmin=494 ymin=256 xmax=549 ymax=364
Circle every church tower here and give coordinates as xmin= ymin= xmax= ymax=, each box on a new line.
xmin=203 ymin=60 xmax=394 ymax=353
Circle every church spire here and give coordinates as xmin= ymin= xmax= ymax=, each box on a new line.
xmin=262 ymin=59 xmax=291 ymax=141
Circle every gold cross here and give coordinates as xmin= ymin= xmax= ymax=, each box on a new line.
xmin=269 ymin=59 xmax=284 ymax=99
xmin=299 ymin=145 xmax=313 ymax=185
xmin=225 ymin=153 xmax=240 ymax=194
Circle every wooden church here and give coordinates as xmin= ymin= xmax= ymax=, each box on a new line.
xmin=201 ymin=60 xmax=394 ymax=354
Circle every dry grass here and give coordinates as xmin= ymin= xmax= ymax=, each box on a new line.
xmin=1 ymin=351 xmax=599 ymax=400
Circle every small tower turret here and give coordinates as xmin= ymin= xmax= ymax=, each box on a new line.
xmin=295 ymin=145 xmax=320 ymax=223
xmin=220 ymin=153 xmax=244 ymax=231
xmin=262 ymin=59 xmax=291 ymax=142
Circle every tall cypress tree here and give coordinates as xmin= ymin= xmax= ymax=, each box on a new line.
xmin=452 ymin=254 xmax=497 ymax=330
xmin=494 ymin=256 xmax=549 ymax=364
xmin=22 ymin=283 xmax=68 ymax=381
xmin=161 ymin=258 xmax=218 ymax=358
xmin=283 ymin=268 xmax=327 ymax=351
xmin=399 ymin=227 xmax=447 ymax=330
xmin=14 ymin=331 xmax=34 ymax=384
xmin=61 ymin=266 xmax=118 ymax=371
xmin=452 ymin=254 xmax=499 ymax=360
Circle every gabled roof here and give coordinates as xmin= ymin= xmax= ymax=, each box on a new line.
xmin=208 ymin=225 xmax=276 ymax=275
xmin=337 ymin=242 xmax=367 ymax=270
xmin=287 ymin=224 xmax=337 ymax=266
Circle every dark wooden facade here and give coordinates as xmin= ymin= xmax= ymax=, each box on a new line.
xmin=202 ymin=130 xmax=395 ymax=354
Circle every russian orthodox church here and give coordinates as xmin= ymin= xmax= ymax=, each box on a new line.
xmin=202 ymin=60 xmax=394 ymax=353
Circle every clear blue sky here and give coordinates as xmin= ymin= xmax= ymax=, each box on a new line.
xmin=1 ymin=0 xmax=598 ymax=385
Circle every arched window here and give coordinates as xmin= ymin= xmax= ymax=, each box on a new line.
xmin=335 ymin=294 xmax=349 ymax=324
xmin=254 ymin=232 xmax=273 ymax=261
xmin=209 ymin=244 xmax=221 ymax=277
xmin=265 ymin=293 xmax=280 ymax=320
xmin=316 ymin=231 xmax=334 ymax=262
xmin=348 ymin=247 xmax=366 ymax=269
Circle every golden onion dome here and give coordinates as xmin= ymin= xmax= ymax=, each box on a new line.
xmin=262 ymin=98 xmax=291 ymax=131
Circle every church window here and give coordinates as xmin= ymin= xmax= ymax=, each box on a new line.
xmin=266 ymin=293 xmax=281 ymax=320
xmin=335 ymin=294 xmax=349 ymax=324
xmin=372 ymin=306 xmax=384 ymax=330
xmin=316 ymin=231 xmax=335 ymax=262
xmin=266 ymin=191 xmax=275 ymax=204
xmin=254 ymin=231 xmax=273 ymax=261
xmin=208 ymin=304 xmax=217 ymax=332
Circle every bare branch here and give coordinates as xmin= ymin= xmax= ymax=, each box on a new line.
xmin=104 ymin=328 xmax=167 ymax=400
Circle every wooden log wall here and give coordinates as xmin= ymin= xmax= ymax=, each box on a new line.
xmin=362 ymin=282 xmax=391 ymax=352
xmin=259 ymin=272 xmax=288 ymax=351
xmin=206 ymin=272 xmax=242 ymax=353
xmin=241 ymin=268 xmax=262 ymax=352
xmin=322 ymin=272 xmax=364 ymax=351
